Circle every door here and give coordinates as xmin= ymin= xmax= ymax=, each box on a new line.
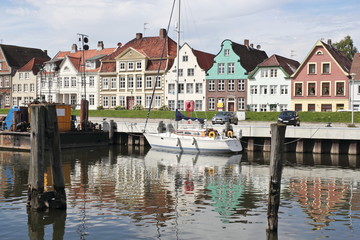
xmin=228 ymin=102 xmax=235 ymax=111
xmin=126 ymin=96 xmax=135 ymax=110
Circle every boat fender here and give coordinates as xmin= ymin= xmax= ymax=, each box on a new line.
xmin=226 ymin=130 xmax=233 ymax=138
xmin=208 ymin=131 xmax=216 ymax=138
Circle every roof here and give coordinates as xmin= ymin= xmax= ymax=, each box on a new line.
xmin=192 ymin=48 xmax=215 ymax=71
xmin=0 ymin=44 xmax=50 ymax=69
xmin=17 ymin=57 xmax=50 ymax=75
xmin=230 ymin=41 xmax=268 ymax=72
xmin=350 ymin=53 xmax=360 ymax=79
xmin=100 ymin=30 xmax=177 ymax=73
xmin=257 ymin=54 xmax=300 ymax=75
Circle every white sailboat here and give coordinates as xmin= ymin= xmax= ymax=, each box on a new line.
xmin=143 ymin=0 xmax=242 ymax=154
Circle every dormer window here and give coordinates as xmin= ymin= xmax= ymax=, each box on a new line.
xmin=136 ymin=61 xmax=142 ymax=70
xmin=119 ymin=62 xmax=125 ymax=71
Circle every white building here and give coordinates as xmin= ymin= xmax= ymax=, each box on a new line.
xmin=247 ymin=54 xmax=299 ymax=112
xmin=165 ymin=43 xmax=214 ymax=111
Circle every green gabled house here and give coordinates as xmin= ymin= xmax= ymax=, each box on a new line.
xmin=205 ymin=39 xmax=268 ymax=111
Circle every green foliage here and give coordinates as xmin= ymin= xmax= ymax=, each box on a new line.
xmin=114 ymin=105 xmax=126 ymax=110
xmin=158 ymin=105 xmax=170 ymax=111
xmin=131 ymin=104 xmax=144 ymax=110
xmin=97 ymin=105 xmax=104 ymax=110
xmin=332 ymin=35 xmax=358 ymax=60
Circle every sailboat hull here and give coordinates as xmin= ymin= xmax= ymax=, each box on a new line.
xmin=144 ymin=132 xmax=242 ymax=153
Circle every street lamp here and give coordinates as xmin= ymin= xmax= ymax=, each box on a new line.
xmin=350 ymin=72 xmax=356 ymax=125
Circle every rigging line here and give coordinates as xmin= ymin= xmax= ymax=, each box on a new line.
xmin=143 ymin=0 xmax=177 ymax=133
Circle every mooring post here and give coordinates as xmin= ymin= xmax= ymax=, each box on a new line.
xmin=80 ymin=99 xmax=89 ymax=131
xmin=109 ymin=120 xmax=114 ymax=145
xmin=267 ymin=123 xmax=286 ymax=233
xmin=28 ymin=105 xmax=46 ymax=210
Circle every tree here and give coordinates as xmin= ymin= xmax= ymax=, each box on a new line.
xmin=332 ymin=35 xmax=358 ymax=61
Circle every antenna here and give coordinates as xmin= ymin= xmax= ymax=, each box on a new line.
xmin=143 ymin=23 xmax=149 ymax=36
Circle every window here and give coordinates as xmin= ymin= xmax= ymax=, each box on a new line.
xmin=186 ymin=83 xmax=193 ymax=94
xmin=260 ymin=104 xmax=267 ymax=112
xmin=182 ymin=55 xmax=188 ymax=62
xmin=322 ymin=63 xmax=330 ymax=74
xmin=128 ymin=62 xmax=134 ymax=70
xmin=18 ymin=84 xmax=22 ymax=92
xmin=12 ymin=97 xmax=16 ymax=106
xmin=89 ymin=76 xmax=95 ymax=87
xmin=270 ymin=69 xmax=277 ymax=78
xmin=224 ymin=49 xmax=230 ymax=56
xmin=136 ymin=76 xmax=142 ymax=88
xmin=308 ymin=104 xmax=315 ymax=112
xmin=321 ymin=104 xmax=332 ymax=112
xmin=250 ymin=104 xmax=257 ymax=112
xmin=0 ymin=62 xmax=2 ymax=70
xmin=218 ymin=80 xmax=225 ymax=91
xmin=111 ymin=96 xmax=117 ymax=107
xmin=111 ymin=77 xmax=117 ymax=89
xmin=261 ymin=70 xmax=268 ymax=78
xmin=13 ymin=84 xmax=17 ymax=91
xmin=218 ymin=63 xmax=225 ymax=74
xmin=119 ymin=77 xmax=126 ymax=89
xmin=336 ymin=82 xmax=344 ymax=96
xmin=228 ymin=80 xmax=235 ymax=91
xmin=103 ymin=96 xmax=109 ymax=107
xmin=5 ymin=96 xmax=10 ymax=106
xmin=19 ymin=73 xmax=23 ymax=80
xmin=24 ymin=97 xmax=29 ymax=104
xmin=178 ymin=100 xmax=184 ymax=110
xmin=260 ymin=85 xmax=267 ymax=94
xmin=136 ymin=96 xmax=142 ymax=105
xmin=308 ymin=63 xmax=316 ymax=74
xmin=308 ymin=83 xmax=315 ymax=96
xmin=322 ymin=82 xmax=330 ymax=96
xmin=81 ymin=76 xmax=85 ymax=87
xmin=238 ymin=98 xmax=245 ymax=110
xmin=295 ymin=83 xmax=302 ymax=96
xmin=187 ymin=68 xmax=194 ymax=76
xmin=178 ymin=83 xmax=184 ymax=93
xmin=24 ymin=84 xmax=28 ymax=92
xmin=238 ymin=79 xmax=245 ymax=91
xmin=191 ymin=83 xmax=200 ymax=94
xmin=30 ymin=83 xmax=35 ymax=92
xmin=70 ymin=95 xmax=76 ymax=105
xmin=103 ymin=78 xmax=109 ymax=89
xmin=128 ymin=76 xmax=134 ymax=88
xmin=155 ymin=96 xmax=161 ymax=107
xmin=168 ymin=100 xmax=175 ymax=111
xmin=89 ymin=95 xmax=95 ymax=105
xmin=25 ymin=72 xmax=29 ymax=79
xmin=209 ymin=80 xmax=215 ymax=91
xmin=146 ymin=76 xmax=152 ymax=88
xmin=295 ymin=104 xmax=302 ymax=112
xmin=228 ymin=63 xmax=235 ymax=74
xmin=280 ymin=85 xmax=288 ymax=94
xmin=208 ymin=98 xmax=215 ymax=110
xmin=168 ymin=83 xmax=175 ymax=94
xmin=57 ymin=77 xmax=62 ymax=88
xmin=119 ymin=96 xmax=125 ymax=107
xmin=195 ymin=100 xmax=202 ymax=111
xmin=155 ymin=76 xmax=161 ymax=88
xmin=0 ymin=76 xmax=3 ymax=87
xmin=119 ymin=62 xmax=125 ymax=71
xmin=71 ymin=77 xmax=76 ymax=87
xmin=4 ymin=76 xmax=9 ymax=87
xmin=250 ymin=85 xmax=258 ymax=94
xmin=136 ymin=61 xmax=142 ymax=70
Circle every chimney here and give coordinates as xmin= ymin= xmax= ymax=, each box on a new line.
xmin=159 ymin=28 xmax=167 ymax=38
xmin=250 ymin=43 xmax=254 ymax=48
xmin=44 ymin=50 xmax=48 ymax=55
xmin=71 ymin=43 xmax=77 ymax=53
xmin=244 ymin=39 xmax=249 ymax=47
xmin=136 ymin=33 xmax=143 ymax=39
xmin=327 ymin=39 xmax=332 ymax=45
xmin=97 ymin=41 xmax=104 ymax=50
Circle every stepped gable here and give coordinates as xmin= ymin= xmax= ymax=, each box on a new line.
xmin=100 ymin=29 xmax=177 ymax=72
xmin=231 ymin=41 xmax=268 ymax=73
xmin=0 ymin=44 xmax=49 ymax=69
xmin=258 ymin=54 xmax=300 ymax=75
xmin=322 ymin=40 xmax=351 ymax=73
xmin=18 ymin=57 xmax=50 ymax=75
xmin=192 ymin=48 xmax=215 ymax=71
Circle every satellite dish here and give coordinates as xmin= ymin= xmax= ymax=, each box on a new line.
xmin=256 ymin=45 xmax=261 ymax=50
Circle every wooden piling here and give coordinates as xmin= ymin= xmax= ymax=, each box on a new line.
xmin=27 ymin=104 xmax=66 ymax=211
xmin=109 ymin=120 xmax=114 ymax=145
xmin=80 ymin=99 xmax=89 ymax=131
xmin=267 ymin=123 xmax=286 ymax=232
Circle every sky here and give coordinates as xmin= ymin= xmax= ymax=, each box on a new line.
xmin=1 ymin=0 xmax=360 ymax=63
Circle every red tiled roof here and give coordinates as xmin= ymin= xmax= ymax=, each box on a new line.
xmin=192 ymin=49 xmax=215 ymax=71
xmin=18 ymin=57 xmax=50 ymax=75
xmin=258 ymin=54 xmax=300 ymax=75
xmin=54 ymin=47 xmax=116 ymax=60
xmin=100 ymin=30 xmax=177 ymax=73
xmin=350 ymin=53 xmax=360 ymax=79
xmin=322 ymin=41 xmax=352 ymax=73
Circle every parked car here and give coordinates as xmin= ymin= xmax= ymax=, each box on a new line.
xmin=212 ymin=111 xmax=238 ymax=125
xmin=277 ymin=110 xmax=300 ymax=126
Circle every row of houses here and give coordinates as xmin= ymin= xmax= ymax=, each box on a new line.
xmin=1 ymin=28 xmax=359 ymax=112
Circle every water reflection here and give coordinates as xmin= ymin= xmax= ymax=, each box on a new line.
xmin=0 ymin=147 xmax=360 ymax=239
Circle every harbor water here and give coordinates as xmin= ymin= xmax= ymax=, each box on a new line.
xmin=0 ymin=146 xmax=360 ymax=239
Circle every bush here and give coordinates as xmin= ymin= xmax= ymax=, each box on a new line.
xmin=158 ymin=105 xmax=170 ymax=111
xmin=97 ymin=105 xmax=104 ymax=110
xmin=132 ymin=104 xmax=144 ymax=110
xmin=114 ymin=105 xmax=125 ymax=110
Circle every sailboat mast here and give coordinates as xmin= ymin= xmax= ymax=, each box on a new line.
xmin=175 ymin=0 xmax=180 ymax=129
